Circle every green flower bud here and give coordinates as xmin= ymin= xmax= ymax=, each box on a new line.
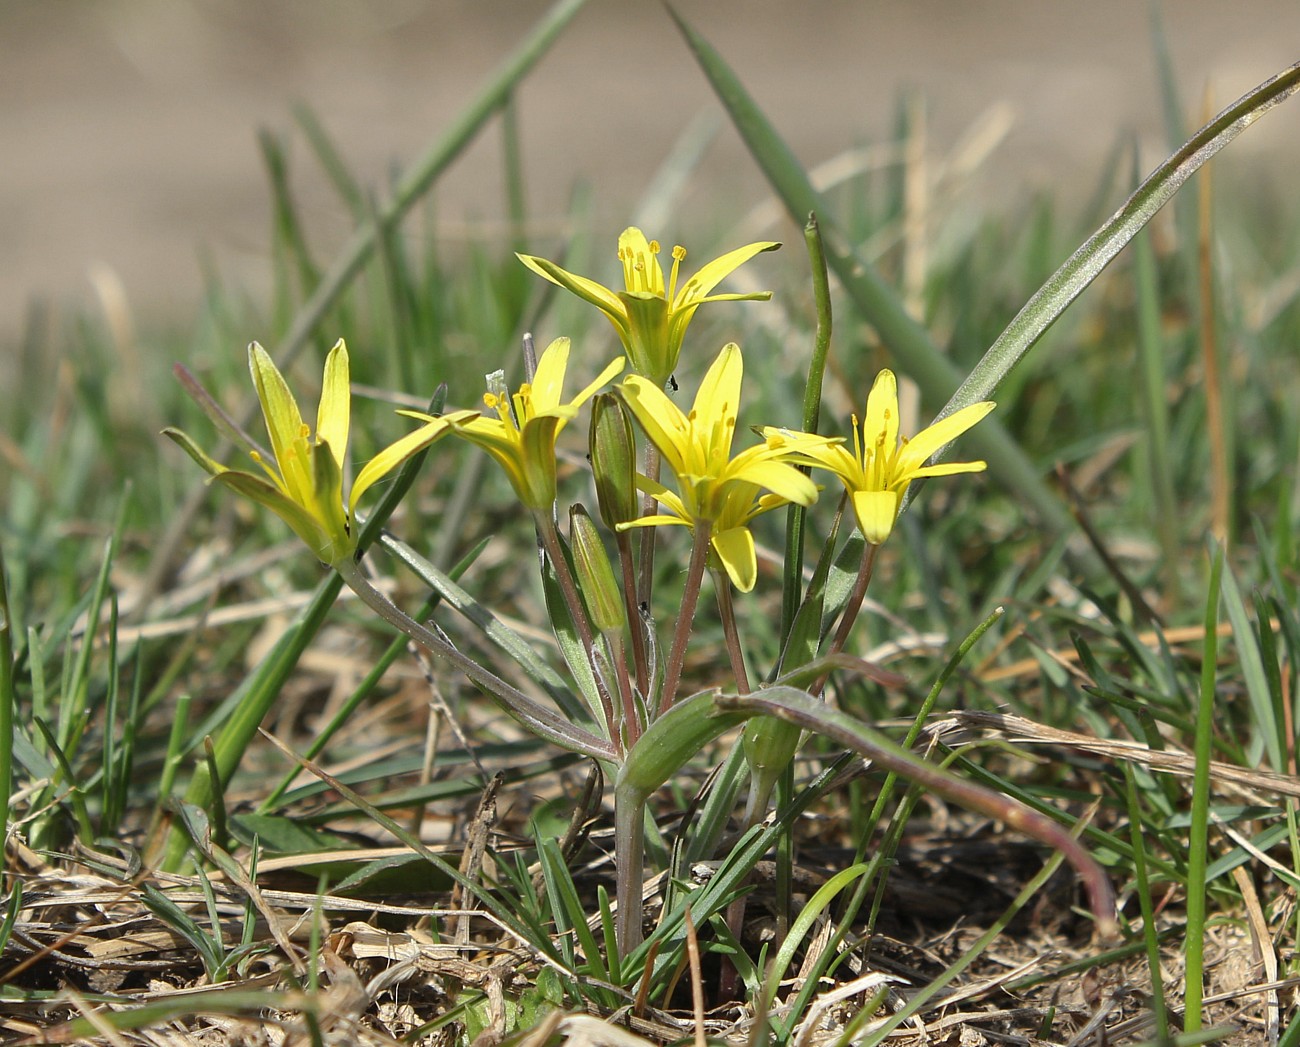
xmin=589 ymin=392 xmax=638 ymax=529
xmin=569 ymin=504 xmax=626 ymax=635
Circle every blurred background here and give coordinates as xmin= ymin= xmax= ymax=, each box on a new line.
xmin=3 ymin=0 xmax=1297 ymax=345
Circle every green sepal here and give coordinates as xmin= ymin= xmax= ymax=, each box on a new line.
xmin=209 ymin=470 xmax=329 ymax=562
xmin=161 ymin=427 xmax=226 ymax=477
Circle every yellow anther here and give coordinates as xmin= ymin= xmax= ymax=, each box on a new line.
xmin=648 ymin=240 xmax=661 ymax=254
xmin=672 ymin=245 xmax=686 ymax=261
xmin=299 ymin=423 xmax=311 ymax=439
xmin=483 ymin=392 xmax=499 ymax=408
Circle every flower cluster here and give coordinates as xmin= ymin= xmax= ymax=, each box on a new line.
xmin=166 ymin=226 xmax=1000 ymax=958
xmin=170 ymin=228 xmax=993 ymax=582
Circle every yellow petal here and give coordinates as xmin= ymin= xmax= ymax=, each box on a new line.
xmin=529 ymin=337 xmax=571 ymax=412
xmin=909 ymin=460 xmax=988 ymax=479
xmin=516 ymin=254 xmax=628 ymax=328
xmin=212 ymin=470 xmax=332 ymax=561
xmin=316 ymin=339 xmax=351 ymax=470
xmin=519 ymin=413 xmax=564 ymax=508
xmin=617 ymin=513 xmax=691 ymax=532
xmin=162 ymin=427 xmax=227 ymax=478
xmin=895 ymin=401 xmax=996 ymax=475
xmin=617 ymin=227 xmax=665 ymax=296
xmin=852 ymin=489 xmax=901 ymax=545
xmin=712 ymin=526 xmax=758 ymax=593
xmin=692 ymin=344 xmax=743 ymax=457
xmin=676 ymin=241 xmax=779 ymax=305
xmin=619 ymin=376 xmax=690 ymax=478
xmin=248 ymin=342 xmax=314 ymax=503
xmin=311 ymin=439 xmax=350 ymax=555
xmin=862 ymin=369 xmax=899 ymax=457
xmin=348 ymin=411 xmax=473 ymax=517
xmin=567 ymin=354 xmax=625 ymax=411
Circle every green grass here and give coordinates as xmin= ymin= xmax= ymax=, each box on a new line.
xmin=4 ymin=3 xmax=1300 ymax=1043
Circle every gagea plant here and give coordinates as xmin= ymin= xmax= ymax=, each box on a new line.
xmin=167 ymin=223 xmax=1114 ymax=971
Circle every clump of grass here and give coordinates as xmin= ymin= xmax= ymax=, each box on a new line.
xmin=4 ymin=2 xmax=1300 ymax=1044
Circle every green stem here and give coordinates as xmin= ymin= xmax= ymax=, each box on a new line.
xmin=616 ymin=531 xmax=649 ymax=697
xmin=812 ymin=541 xmax=880 ymax=696
xmin=781 ymin=213 xmax=833 ymax=641
xmin=606 ymin=631 xmax=639 ymax=747
xmin=613 ymin=787 xmax=647 ymax=954
xmin=659 ymin=519 xmax=713 ymax=715
xmin=334 ymin=558 xmax=614 ymax=762
xmin=712 ymin=569 xmax=750 ymax=696
xmin=635 ymin=444 xmax=662 ymax=603
xmin=534 ymin=512 xmax=617 ymax=742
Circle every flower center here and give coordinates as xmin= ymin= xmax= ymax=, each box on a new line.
xmin=619 ymin=239 xmax=664 ymax=297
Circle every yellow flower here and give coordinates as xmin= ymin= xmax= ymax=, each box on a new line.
xmin=617 ymin=343 xmax=832 ymax=592
xmin=164 ymin=340 xmax=473 ymax=565
xmin=415 ymin=337 xmax=624 ymax=511
xmin=517 ymin=227 xmax=779 ymax=387
xmin=777 ymin=369 xmax=995 ymax=545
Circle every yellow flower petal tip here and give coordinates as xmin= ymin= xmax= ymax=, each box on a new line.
xmin=517 ymin=228 xmax=779 ymax=386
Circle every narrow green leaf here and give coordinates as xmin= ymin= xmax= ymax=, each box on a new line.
xmin=719 ymin=686 xmax=1117 ymax=935
xmin=616 ymin=689 xmax=747 ymax=804
xmin=537 ymin=529 xmax=602 ymax=722
xmin=378 ymin=532 xmax=587 ymax=721
xmin=1184 ymin=542 xmax=1225 ymax=1033
xmin=780 ymin=214 xmax=833 ymax=640
xmin=1219 ymin=559 xmax=1278 ymax=770
xmin=0 ymin=545 xmax=14 ymax=850
xmin=936 ymin=60 xmax=1300 ymax=422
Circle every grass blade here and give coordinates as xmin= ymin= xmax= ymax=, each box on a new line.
xmin=936 ymin=61 xmax=1300 ymax=422
xmin=720 ymin=686 xmax=1117 ymax=935
xmin=0 ymin=545 xmax=14 ymax=850
xmin=670 ymin=7 xmax=1074 ymax=536
xmin=1184 ymin=542 xmax=1225 ymax=1032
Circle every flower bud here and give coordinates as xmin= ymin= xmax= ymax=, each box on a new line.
xmin=569 ymin=504 xmax=626 ymax=634
xmin=589 ymin=392 xmax=638 ymax=529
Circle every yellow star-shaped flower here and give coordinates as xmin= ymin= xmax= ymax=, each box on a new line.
xmin=617 ymin=343 xmax=834 ymax=592
xmin=517 ymin=227 xmax=779 ymax=387
xmin=776 ymin=369 xmax=995 ymax=544
xmin=412 ymin=337 xmax=624 ymax=511
xmin=165 ymin=340 xmax=473 ymax=565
